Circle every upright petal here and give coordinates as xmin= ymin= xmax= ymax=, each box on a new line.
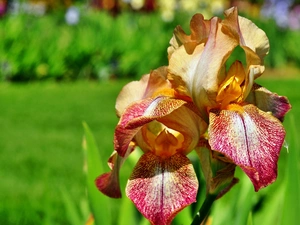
xmin=126 ymin=152 xmax=198 ymax=225
xmin=208 ymin=104 xmax=286 ymax=191
xmin=222 ymin=7 xmax=269 ymax=78
xmin=168 ymin=16 xmax=237 ymax=118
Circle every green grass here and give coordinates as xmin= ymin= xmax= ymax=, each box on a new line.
xmin=0 ymin=78 xmax=299 ymax=224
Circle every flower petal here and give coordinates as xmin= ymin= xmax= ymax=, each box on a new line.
xmin=114 ymin=96 xmax=187 ymax=156
xmin=116 ymin=67 xmax=172 ymax=116
xmin=95 ymin=153 xmax=122 ymax=198
xmin=223 ymin=7 xmax=269 ymax=76
xmin=126 ymin=152 xmax=198 ymax=225
xmin=246 ymin=84 xmax=291 ymax=121
xmin=168 ymin=15 xmax=238 ymax=119
xmin=95 ymin=144 xmax=135 ymax=198
xmin=208 ymin=104 xmax=286 ymax=191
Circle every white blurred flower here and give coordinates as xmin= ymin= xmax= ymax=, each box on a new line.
xmin=65 ymin=6 xmax=80 ymax=25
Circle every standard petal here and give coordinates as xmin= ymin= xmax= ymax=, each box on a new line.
xmin=208 ymin=104 xmax=286 ymax=191
xmin=167 ymin=13 xmax=211 ymax=57
xmin=169 ymin=16 xmax=237 ymax=119
xmin=222 ymin=7 xmax=269 ymax=78
xmin=246 ymin=84 xmax=291 ymax=121
xmin=114 ymin=96 xmax=187 ymax=156
xmin=126 ymin=152 xmax=198 ymax=225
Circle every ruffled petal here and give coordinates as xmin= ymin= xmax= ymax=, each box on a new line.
xmin=208 ymin=104 xmax=286 ymax=191
xmin=246 ymin=84 xmax=291 ymax=121
xmin=126 ymin=152 xmax=198 ymax=225
xmin=114 ymin=96 xmax=187 ymax=156
xmin=168 ymin=13 xmax=211 ymax=57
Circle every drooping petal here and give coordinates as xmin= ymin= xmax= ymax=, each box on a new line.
xmin=208 ymin=104 xmax=286 ymax=191
xmin=116 ymin=67 xmax=173 ymax=116
xmin=126 ymin=152 xmax=198 ymax=225
xmin=246 ymin=84 xmax=291 ymax=121
xmin=114 ymin=96 xmax=187 ymax=156
xmin=95 ymin=153 xmax=122 ymax=198
xmin=95 ymin=144 xmax=135 ymax=198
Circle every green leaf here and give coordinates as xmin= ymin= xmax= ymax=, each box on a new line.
xmin=281 ymin=114 xmax=300 ymax=225
xmin=82 ymin=122 xmax=112 ymax=225
xmin=59 ymin=186 xmax=83 ymax=225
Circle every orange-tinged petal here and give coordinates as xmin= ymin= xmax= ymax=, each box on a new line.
xmin=208 ymin=104 xmax=286 ymax=191
xmin=116 ymin=67 xmax=172 ymax=116
xmin=246 ymin=84 xmax=291 ymax=121
xmin=168 ymin=13 xmax=211 ymax=57
xmin=126 ymin=152 xmax=198 ymax=225
xmin=223 ymin=7 xmax=269 ymax=78
xmin=169 ymin=16 xmax=237 ymax=119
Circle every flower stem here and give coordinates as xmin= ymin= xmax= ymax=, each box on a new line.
xmin=191 ymin=193 xmax=217 ymax=225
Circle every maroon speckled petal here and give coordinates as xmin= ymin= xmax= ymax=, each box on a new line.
xmin=95 ymin=157 xmax=122 ymax=198
xmin=126 ymin=152 xmax=198 ymax=225
xmin=95 ymin=144 xmax=135 ymax=198
xmin=114 ymin=96 xmax=186 ymax=156
xmin=246 ymin=84 xmax=291 ymax=121
xmin=208 ymin=104 xmax=286 ymax=191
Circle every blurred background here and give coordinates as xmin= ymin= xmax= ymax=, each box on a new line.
xmin=0 ymin=0 xmax=299 ymax=224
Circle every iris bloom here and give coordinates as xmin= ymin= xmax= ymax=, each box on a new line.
xmin=168 ymin=7 xmax=291 ymax=191
xmin=96 ymin=67 xmax=207 ymax=224
xmin=96 ymin=7 xmax=291 ymax=225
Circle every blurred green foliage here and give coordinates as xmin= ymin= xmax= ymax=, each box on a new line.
xmin=0 ymin=9 xmax=183 ymax=81
xmin=1 ymin=9 xmax=300 ymax=82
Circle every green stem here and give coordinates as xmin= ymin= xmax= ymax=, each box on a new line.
xmin=191 ymin=193 xmax=217 ymax=225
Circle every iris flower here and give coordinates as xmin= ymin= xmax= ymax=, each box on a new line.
xmin=96 ymin=7 xmax=291 ymax=225
xmin=168 ymin=7 xmax=291 ymax=191
xmin=96 ymin=67 xmax=207 ymax=224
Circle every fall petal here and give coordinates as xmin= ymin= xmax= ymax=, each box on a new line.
xmin=95 ymin=153 xmax=123 ymax=198
xmin=114 ymin=96 xmax=187 ymax=156
xmin=95 ymin=144 xmax=135 ymax=198
xmin=246 ymin=84 xmax=291 ymax=121
xmin=126 ymin=152 xmax=198 ymax=225
xmin=208 ymin=104 xmax=286 ymax=191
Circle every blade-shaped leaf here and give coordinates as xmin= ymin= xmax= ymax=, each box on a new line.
xmin=83 ymin=122 xmax=112 ymax=225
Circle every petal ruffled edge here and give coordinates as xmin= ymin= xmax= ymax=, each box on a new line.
xmin=126 ymin=152 xmax=198 ymax=225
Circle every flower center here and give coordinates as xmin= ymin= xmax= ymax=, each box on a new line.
xmin=216 ymin=61 xmax=246 ymax=108
xmin=144 ymin=121 xmax=184 ymax=159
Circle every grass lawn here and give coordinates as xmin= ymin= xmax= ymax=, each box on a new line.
xmin=0 ymin=78 xmax=299 ymax=224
